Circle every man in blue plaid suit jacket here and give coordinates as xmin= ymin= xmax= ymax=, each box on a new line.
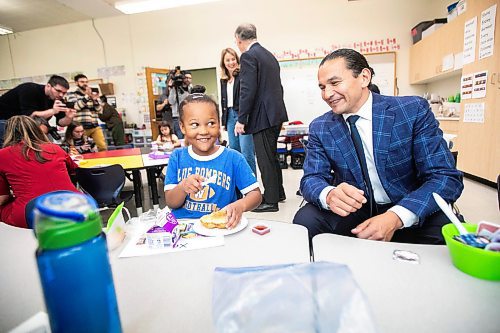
xmin=293 ymin=49 xmax=463 ymax=244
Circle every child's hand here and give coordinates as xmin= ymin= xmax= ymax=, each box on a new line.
xmin=223 ymin=202 xmax=245 ymax=229
xmin=180 ymin=175 xmax=204 ymax=195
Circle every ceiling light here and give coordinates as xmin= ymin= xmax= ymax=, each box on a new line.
xmin=0 ymin=26 xmax=13 ymax=35
xmin=115 ymin=0 xmax=222 ymax=14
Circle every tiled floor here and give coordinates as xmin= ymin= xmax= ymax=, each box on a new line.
xmin=126 ymin=168 xmax=499 ymax=225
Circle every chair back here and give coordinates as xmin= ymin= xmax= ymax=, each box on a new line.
xmin=497 ymin=174 xmax=500 ymax=211
xmin=108 ymin=144 xmax=134 ymax=151
xmin=76 ymin=165 xmax=126 ymax=207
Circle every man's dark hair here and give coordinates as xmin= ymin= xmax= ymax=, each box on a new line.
xmin=100 ymin=95 xmax=107 ymax=103
xmin=47 ymin=75 xmax=69 ymax=89
xmin=183 ymin=70 xmax=192 ymax=76
xmin=320 ymin=49 xmax=375 ymax=82
xmin=368 ymin=83 xmax=380 ymax=94
xmin=235 ymin=23 xmax=257 ymax=41
xmin=179 ymin=94 xmax=219 ymax=122
xmin=73 ymin=74 xmax=87 ymax=82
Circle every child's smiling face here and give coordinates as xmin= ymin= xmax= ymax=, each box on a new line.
xmin=180 ymin=101 xmax=220 ymax=156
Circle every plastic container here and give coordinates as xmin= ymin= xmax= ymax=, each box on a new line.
xmin=442 ymin=223 xmax=500 ymax=281
xmin=411 ymin=19 xmax=446 ymax=44
xmin=34 ymin=192 xmax=122 ymax=333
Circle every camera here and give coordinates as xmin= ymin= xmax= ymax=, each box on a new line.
xmin=87 ymin=138 xmax=96 ymax=149
xmin=169 ymin=66 xmax=185 ymax=88
xmin=48 ymin=126 xmax=61 ymax=141
xmin=65 ymin=101 xmax=75 ymax=109
xmin=32 ymin=116 xmax=61 ymax=141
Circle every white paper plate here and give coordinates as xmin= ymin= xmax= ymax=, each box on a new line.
xmin=192 ymin=216 xmax=248 ymax=237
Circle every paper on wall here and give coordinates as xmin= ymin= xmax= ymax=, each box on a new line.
xmin=479 ymin=4 xmax=497 ymax=60
xmin=463 ymin=17 xmax=478 ymax=65
xmin=442 ymin=53 xmax=454 ymax=71
xmin=453 ymin=52 xmax=463 ymax=70
xmin=461 ymin=74 xmax=473 ymax=100
xmin=463 ymin=103 xmax=485 ymax=123
xmin=472 ymin=71 xmax=488 ymax=99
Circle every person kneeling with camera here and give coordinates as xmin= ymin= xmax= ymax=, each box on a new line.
xmin=167 ymin=67 xmax=192 ymax=139
xmin=62 ymin=122 xmax=97 ymax=155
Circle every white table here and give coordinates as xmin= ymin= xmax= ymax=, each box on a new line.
xmin=313 ymin=234 xmax=500 ymax=333
xmin=0 ymin=220 xmax=310 ymax=332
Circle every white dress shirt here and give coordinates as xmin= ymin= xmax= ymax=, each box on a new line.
xmin=319 ymin=93 xmax=418 ymax=228
xmin=226 ymin=80 xmax=234 ymax=109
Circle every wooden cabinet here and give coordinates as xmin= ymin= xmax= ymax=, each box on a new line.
xmin=409 ymin=15 xmax=465 ymax=84
xmin=410 ymin=0 xmax=500 ymax=182
xmin=455 ymin=0 xmax=499 ymax=182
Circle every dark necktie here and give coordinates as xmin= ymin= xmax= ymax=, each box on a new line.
xmin=347 ymin=115 xmax=375 ymax=215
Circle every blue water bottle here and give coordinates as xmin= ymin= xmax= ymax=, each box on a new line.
xmin=34 ymin=192 xmax=122 ymax=333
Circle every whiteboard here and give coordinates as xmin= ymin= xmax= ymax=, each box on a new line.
xmin=279 ymin=52 xmax=396 ymax=125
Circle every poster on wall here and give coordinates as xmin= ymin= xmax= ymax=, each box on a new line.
xmin=460 ymin=74 xmax=473 ymax=100
xmin=479 ymin=4 xmax=497 ymax=60
xmin=472 ymin=70 xmax=488 ymax=99
xmin=463 ymin=102 xmax=485 ymax=123
xmin=463 ymin=16 xmax=478 ymax=64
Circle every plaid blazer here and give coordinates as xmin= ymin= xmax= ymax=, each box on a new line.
xmin=301 ymin=93 xmax=463 ymax=223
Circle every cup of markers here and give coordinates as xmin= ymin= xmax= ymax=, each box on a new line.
xmin=442 ymin=222 xmax=500 ymax=281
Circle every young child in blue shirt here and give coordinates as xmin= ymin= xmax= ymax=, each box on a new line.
xmin=164 ymin=94 xmax=262 ymax=228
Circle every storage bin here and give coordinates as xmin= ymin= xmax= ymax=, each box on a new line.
xmin=411 ymin=18 xmax=447 ymax=44
xmin=290 ymin=148 xmax=305 ymax=169
xmin=277 ymin=148 xmax=288 ymax=169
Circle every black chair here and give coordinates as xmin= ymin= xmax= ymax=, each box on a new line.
xmin=107 ymin=144 xmax=134 ymax=151
xmin=298 ymin=138 xmax=309 ymax=207
xmin=75 ymin=164 xmax=134 ymax=209
xmin=497 ymin=174 xmax=500 ymax=211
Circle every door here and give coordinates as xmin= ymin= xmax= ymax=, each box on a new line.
xmin=145 ymin=67 xmax=170 ymax=139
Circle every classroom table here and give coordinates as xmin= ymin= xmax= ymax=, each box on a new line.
xmin=77 ymin=148 xmax=169 ymax=214
xmin=0 ymin=220 xmax=310 ymax=332
xmin=312 ymin=234 xmax=500 ymax=333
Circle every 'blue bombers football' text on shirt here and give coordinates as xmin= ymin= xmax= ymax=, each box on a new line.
xmin=164 ymin=146 xmax=259 ymax=219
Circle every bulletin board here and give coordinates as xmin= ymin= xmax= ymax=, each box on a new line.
xmin=279 ymin=52 xmax=396 ymax=124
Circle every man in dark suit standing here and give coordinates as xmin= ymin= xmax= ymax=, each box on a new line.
xmin=234 ymin=23 xmax=288 ymax=212
xmin=294 ymin=49 xmax=463 ymax=244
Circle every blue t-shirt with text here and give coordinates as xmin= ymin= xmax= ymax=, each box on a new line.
xmin=164 ymin=146 xmax=258 ymax=219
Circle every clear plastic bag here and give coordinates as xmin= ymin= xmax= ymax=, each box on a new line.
xmin=213 ymin=261 xmax=377 ymax=333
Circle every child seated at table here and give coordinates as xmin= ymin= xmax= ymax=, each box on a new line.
xmin=164 ymin=94 xmax=262 ymax=228
xmin=62 ymin=122 xmax=98 ymax=155
xmin=155 ymin=122 xmax=180 ymax=150
xmin=0 ymin=116 xmax=79 ymax=228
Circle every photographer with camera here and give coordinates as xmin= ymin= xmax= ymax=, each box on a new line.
xmin=32 ymin=116 xmax=62 ymax=142
xmin=167 ymin=67 xmax=192 ymax=139
xmin=0 ymin=75 xmax=76 ymax=146
xmin=66 ymin=74 xmax=107 ymax=151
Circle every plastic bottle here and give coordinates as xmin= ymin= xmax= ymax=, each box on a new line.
xmin=34 ymin=192 xmax=122 ymax=333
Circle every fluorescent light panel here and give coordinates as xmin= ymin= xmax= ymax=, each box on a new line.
xmin=115 ymin=0 xmax=222 ymax=14
xmin=0 ymin=26 xmax=13 ymax=35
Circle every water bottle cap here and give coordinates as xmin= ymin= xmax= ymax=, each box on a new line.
xmin=34 ymin=192 xmax=103 ymax=250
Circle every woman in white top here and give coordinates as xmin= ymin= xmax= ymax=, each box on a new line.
xmin=219 ymin=47 xmax=256 ymax=174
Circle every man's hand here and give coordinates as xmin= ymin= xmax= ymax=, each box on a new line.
xmin=235 ymin=121 xmax=245 ymax=135
xmin=326 ymin=182 xmax=366 ymax=216
xmin=53 ymin=100 xmax=69 ymax=116
xmin=351 ymin=211 xmax=403 ymax=241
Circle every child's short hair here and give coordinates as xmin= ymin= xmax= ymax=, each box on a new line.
xmin=179 ymin=94 xmax=219 ymax=121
